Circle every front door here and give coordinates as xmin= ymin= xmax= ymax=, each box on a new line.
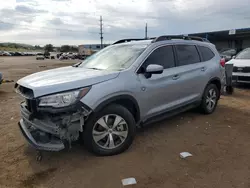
xmin=136 ymin=45 xmax=181 ymax=121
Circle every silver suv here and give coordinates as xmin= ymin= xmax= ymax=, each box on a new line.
xmin=15 ymin=36 xmax=225 ymax=156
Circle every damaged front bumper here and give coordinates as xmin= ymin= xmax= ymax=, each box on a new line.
xmin=18 ymin=101 xmax=91 ymax=151
xmin=19 ymin=119 xmax=65 ymax=151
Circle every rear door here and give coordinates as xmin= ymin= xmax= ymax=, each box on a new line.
xmin=173 ymin=44 xmax=208 ymax=104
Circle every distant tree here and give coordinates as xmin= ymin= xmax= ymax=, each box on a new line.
xmin=70 ymin=46 xmax=78 ymax=52
xmin=60 ymin=45 xmax=71 ymax=52
xmin=44 ymin=44 xmax=54 ymax=52
xmin=35 ymin=45 xmax=42 ymax=50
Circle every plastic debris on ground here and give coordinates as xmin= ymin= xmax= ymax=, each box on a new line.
xmin=122 ymin=178 xmax=137 ymax=186
xmin=180 ymin=152 xmax=193 ymax=159
xmin=2 ymin=80 xmax=14 ymax=83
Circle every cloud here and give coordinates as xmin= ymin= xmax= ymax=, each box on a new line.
xmin=0 ymin=22 xmax=15 ymax=31
xmin=49 ymin=18 xmax=64 ymax=25
xmin=15 ymin=5 xmax=47 ymax=14
xmin=0 ymin=0 xmax=249 ymax=45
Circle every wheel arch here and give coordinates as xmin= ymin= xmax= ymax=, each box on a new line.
xmin=206 ymin=77 xmax=222 ymax=99
xmin=94 ymin=95 xmax=141 ymax=123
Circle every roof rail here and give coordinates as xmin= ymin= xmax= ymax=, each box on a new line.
xmin=112 ymin=38 xmax=155 ymax=45
xmin=152 ymin=35 xmax=209 ymax=43
xmin=188 ymin=36 xmax=209 ymax=42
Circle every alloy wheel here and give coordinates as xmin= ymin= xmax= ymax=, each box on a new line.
xmin=206 ymin=88 xmax=217 ymax=111
xmin=92 ymin=114 xmax=129 ymax=149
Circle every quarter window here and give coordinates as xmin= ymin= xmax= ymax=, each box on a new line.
xmin=198 ymin=46 xmax=215 ymax=61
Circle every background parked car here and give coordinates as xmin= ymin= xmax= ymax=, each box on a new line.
xmin=57 ymin=53 xmax=63 ymax=59
xmin=227 ymin=48 xmax=250 ymax=84
xmin=219 ymin=48 xmax=238 ymax=62
xmin=36 ymin=53 xmax=45 ymax=60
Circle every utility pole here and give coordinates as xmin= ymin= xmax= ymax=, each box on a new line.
xmin=100 ymin=16 xmax=103 ymax=49
xmin=145 ymin=23 xmax=148 ymax=39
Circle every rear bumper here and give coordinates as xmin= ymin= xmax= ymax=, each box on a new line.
xmin=18 ymin=119 xmax=65 ymax=151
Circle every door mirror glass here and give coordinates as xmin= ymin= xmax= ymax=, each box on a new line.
xmin=146 ymin=64 xmax=164 ymax=74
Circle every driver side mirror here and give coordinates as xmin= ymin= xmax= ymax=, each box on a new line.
xmin=232 ymin=56 xmax=236 ymax=59
xmin=146 ymin=64 xmax=164 ymax=74
xmin=143 ymin=64 xmax=164 ymax=79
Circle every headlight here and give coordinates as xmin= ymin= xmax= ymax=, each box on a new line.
xmin=38 ymin=87 xmax=91 ymax=108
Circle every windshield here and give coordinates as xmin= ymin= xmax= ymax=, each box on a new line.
xmin=79 ymin=44 xmax=147 ymax=70
xmin=235 ymin=49 xmax=250 ymax=59
xmin=220 ymin=49 xmax=236 ymax=55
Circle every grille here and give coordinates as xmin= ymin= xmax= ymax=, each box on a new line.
xmin=238 ymin=76 xmax=250 ymax=82
xmin=233 ymin=66 xmax=250 ymax=73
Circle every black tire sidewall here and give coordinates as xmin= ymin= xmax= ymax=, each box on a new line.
xmin=83 ymin=104 xmax=136 ymax=156
xmin=201 ymin=84 xmax=219 ymax=114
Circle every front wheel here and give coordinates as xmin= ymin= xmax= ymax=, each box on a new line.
xmin=83 ymin=104 xmax=136 ymax=156
xmin=200 ymin=84 xmax=219 ymax=114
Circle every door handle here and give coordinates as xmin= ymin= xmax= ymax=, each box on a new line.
xmin=172 ymin=74 xmax=180 ymax=80
xmin=201 ymin=67 xmax=206 ymax=71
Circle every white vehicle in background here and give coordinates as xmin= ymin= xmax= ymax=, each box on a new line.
xmin=227 ymin=48 xmax=250 ymax=84
xmin=36 ymin=53 xmax=45 ymax=60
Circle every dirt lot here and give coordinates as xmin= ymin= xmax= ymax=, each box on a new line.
xmin=0 ymin=56 xmax=250 ymax=188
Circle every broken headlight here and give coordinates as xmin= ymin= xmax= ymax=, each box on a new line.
xmin=38 ymin=87 xmax=91 ymax=108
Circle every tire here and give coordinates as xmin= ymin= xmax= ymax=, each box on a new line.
xmin=83 ymin=104 xmax=136 ymax=156
xmin=200 ymin=84 xmax=219 ymax=114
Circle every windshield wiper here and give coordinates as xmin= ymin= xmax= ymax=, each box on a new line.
xmin=72 ymin=62 xmax=82 ymax=67
xmin=87 ymin=67 xmax=103 ymax=70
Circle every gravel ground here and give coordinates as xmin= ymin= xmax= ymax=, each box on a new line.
xmin=0 ymin=57 xmax=250 ymax=188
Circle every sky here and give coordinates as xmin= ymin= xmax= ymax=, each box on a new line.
xmin=0 ymin=0 xmax=249 ymax=46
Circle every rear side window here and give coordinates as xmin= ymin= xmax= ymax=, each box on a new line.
xmin=175 ymin=45 xmax=200 ymax=66
xmin=198 ymin=46 xmax=215 ymax=61
xmin=142 ymin=45 xmax=175 ymax=69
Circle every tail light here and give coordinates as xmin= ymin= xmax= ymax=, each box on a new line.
xmin=220 ymin=58 xmax=226 ymax=67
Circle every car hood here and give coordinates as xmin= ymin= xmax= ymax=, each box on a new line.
xmin=17 ymin=66 xmax=120 ymax=98
xmin=226 ymin=59 xmax=250 ymax=67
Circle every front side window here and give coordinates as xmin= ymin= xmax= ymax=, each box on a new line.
xmin=79 ymin=44 xmax=147 ymax=70
xmin=235 ymin=49 xmax=250 ymax=59
xmin=175 ymin=45 xmax=200 ymax=66
xmin=141 ymin=45 xmax=175 ymax=71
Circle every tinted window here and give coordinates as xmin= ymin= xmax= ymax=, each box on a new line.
xmin=175 ymin=45 xmax=200 ymax=66
xmin=199 ymin=46 xmax=215 ymax=61
xmin=142 ymin=46 xmax=175 ymax=70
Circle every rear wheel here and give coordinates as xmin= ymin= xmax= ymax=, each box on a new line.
xmin=83 ymin=104 xmax=136 ymax=156
xmin=200 ymin=84 xmax=219 ymax=114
